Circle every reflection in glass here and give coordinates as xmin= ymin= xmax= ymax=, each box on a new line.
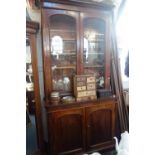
xmin=84 ymin=37 xmax=89 ymax=62
xmin=51 ymin=36 xmax=63 ymax=56
xmin=26 ymin=38 xmax=38 ymax=155
xmin=83 ymin=17 xmax=105 ymax=88
xmin=49 ymin=14 xmax=77 ymax=92
xmin=26 ymin=39 xmax=34 ymax=91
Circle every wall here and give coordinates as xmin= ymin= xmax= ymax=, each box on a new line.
xmin=115 ymin=0 xmax=129 ymax=90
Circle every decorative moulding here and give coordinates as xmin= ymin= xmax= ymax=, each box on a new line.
xmin=42 ymin=0 xmax=122 ymax=7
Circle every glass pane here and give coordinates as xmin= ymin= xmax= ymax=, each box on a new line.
xmin=26 ymin=39 xmax=34 ymax=91
xmin=49 ymin=15 xmax=76 ymax=92
xmin=83 ymin=17 xmax=105 ymax=89
xmin=26 ymin=38 xmax=38 ymax=154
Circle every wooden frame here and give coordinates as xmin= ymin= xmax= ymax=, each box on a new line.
xmin=41 ymin=8 xmax=80 ymax=101
xmin=40 ymin=1 xmax=117 ymax=154
xmin=26 ymin=20 xmax=44 ymax=153
xmin=41 ymin=0 xmax=114 ymax=10
xmin=41 ymin=4 xmax=112 ymax=102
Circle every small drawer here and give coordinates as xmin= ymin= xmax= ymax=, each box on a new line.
xmin=77 ymin=77 xmax=86 ymax=82
xmin=77 ymin=91 xmax=86 ymax=97
xmin=87 ymin=83 xmax=96 ymax=90
xmin=87 ymin=77 xmax=95 ymax=83
xmin=77 ymin=81 xmax=86 ymax=87
xmin=77 ymin=86 xmax=86 ymax=91
xmin=86 ymin=90 xmax=96 ymax=96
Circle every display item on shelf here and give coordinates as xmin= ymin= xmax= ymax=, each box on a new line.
xmin=50 ymin=91 xmax=61 ymax=105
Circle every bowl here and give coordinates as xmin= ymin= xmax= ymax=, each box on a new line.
xmin=61 ymin=96 xmax=75 ymax=104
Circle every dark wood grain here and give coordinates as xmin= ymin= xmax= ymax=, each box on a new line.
xmin=104 ymin=14 xmax=112 ymax=89
xmin=85 ymin=101 xmax=115 ymax=151
xmin=48 ymin=107 xmax=85 ymax=155
xmin=47 ymin=98 xmax=116 ymax=155
xmin=45 ymin=96 xmax=116 ymax=110
xmin=41 ymin=9 xmax=52 ymax=101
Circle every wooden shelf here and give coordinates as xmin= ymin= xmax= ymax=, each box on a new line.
xmin=83 ymin=52 xmax=104 ymax=55
xmin=51 ymin=52 xmax=76 ymax=56
xmin=88 ymin=40 xmax=104 ymax=43
xmin=63 ymin=39 xmax=76 ymax=42
xmin=50 ymin=30 xmax=76 ymax=33
xmin=84 ymin=65 xmax=104 ymax=68
xmin=50 ymin=38 xmax=76 ymax=41
xmin=95 ymin=33 xmax=104 ymax=36
xmin=63 ymin=50 xmax=76 ymax=52
xmin=84 ymin=33 xmax=104 ymax=36
xmin=52 ymin=66 xmax=76 ymax=70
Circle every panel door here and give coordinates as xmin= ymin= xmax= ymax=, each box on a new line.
xmin=85 ymin=100 xmax=116 ymax=151
xmin=48 ymin=108 xmax=85 ymax=155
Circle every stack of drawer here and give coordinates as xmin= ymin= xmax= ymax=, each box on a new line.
xmin=74 ymin=75 xmax=97 ymax=102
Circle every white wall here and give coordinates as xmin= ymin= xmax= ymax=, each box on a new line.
xmin=115 ymin=0 xmax=129 ymax=90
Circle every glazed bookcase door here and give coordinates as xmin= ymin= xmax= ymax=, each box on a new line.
xmin=81 ymin=12 xmax=111 ymax=90
xmin=50 ymin=14 xmax=77 ymax=94
xmin=42 ymin=9 xmax=80 ymax=98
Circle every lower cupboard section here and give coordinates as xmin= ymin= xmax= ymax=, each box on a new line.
xmin=47 ymin=98 xmax=116 ymax=155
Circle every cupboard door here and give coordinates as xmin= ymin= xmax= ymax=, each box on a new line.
xmin=48 ymin=108 xmax=85 ymax=155
xmin=85 ymin=100 xmax=115 ymax=151
xmin=42 ymin=9 xmax=80 ymax=99
xmin=81 ymin=12 xmax=111 ymax=89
